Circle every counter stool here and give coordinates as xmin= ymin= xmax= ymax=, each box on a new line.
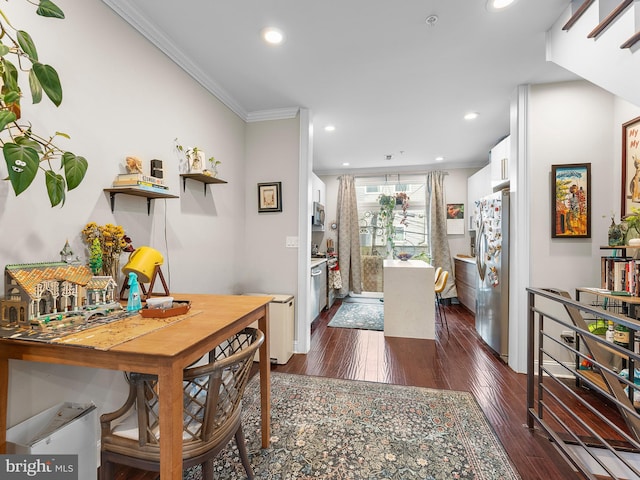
xmin=434 ymin=270 xmax=449 ymax=335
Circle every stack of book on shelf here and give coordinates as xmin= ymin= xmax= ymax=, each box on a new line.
xmin=601 ymin=256 xmax=640 ymax=296
xmin=112 ymin=174 xmax=168 ymax=192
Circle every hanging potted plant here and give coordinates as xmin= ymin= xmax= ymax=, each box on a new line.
xmin=378 ymin=194 xmax=396 ymax=258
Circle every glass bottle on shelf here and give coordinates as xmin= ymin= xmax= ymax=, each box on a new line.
xmin=606 ymin=321 xmax=615 ymax=343
xmin=608 ymin=218 xmax=625 ymax=246
xmin=614 ymin=323 xmax=630 ymax=348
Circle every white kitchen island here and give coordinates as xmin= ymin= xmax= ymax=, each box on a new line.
xmin=383 ymin=259 xmax=435 ymax=339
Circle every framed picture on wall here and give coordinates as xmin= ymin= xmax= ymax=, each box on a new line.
xmin=551 ymin=163 xmax=591 ymax=238
xmin=446 ymin=203 xmax=464 ymax=234
xmin=621 ymin=116 xmax=640 ymax=217
xmin=258 ymin=182 xmax=282 ymax=213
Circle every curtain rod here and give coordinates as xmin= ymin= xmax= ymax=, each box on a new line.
xmin=351 ymin=171 xmax=449 ymax=179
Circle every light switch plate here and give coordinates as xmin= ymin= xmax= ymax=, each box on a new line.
xmin=285 ymin=236 xmax=299 ymax=248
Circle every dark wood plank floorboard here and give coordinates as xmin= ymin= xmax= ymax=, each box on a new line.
xmin=273 ymin=300 xmax=582 ymax=480
xmin=115 ymin=299 xmax=592 ymax=480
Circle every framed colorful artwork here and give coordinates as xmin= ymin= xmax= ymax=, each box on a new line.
xmin=257 ymin=182 xmax=282 ymax=213
xmin=621 ymin=116 xmax=640 ymax=217
xmin=551 ymin=163 xmax=591 ymax=238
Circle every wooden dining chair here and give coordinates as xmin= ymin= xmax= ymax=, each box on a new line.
xmin=99 ymin=327 xmax=264 ymax=480
xmin=434 ymin=270 xmax=450 ymax=335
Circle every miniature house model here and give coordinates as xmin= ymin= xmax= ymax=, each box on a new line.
xmin=0 ymin=262 xmax=117 ymax=327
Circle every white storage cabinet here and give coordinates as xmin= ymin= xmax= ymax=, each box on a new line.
xmin=6 ymin=402 xmax=97 ymax=480
xmin=246 ymin=293 xmax=295 ymax=364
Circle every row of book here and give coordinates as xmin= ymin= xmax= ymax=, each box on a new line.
xmin=601 ymin=256 xmax=640 ymax=295
xmin=112 ymin=173 xmax=168 ymax=190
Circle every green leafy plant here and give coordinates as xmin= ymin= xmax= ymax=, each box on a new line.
xmin=1 ymin=0 xmax=88 ymax=206
xmin=378 ymin=194 xmax=396 ymax=247
xmin=624 ymin=207 xmax=640 ymax=235
xmin=174 ymin=138 xmax=220 ymax=174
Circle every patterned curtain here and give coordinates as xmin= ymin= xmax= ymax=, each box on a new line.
xmin=427 ymin=171 xmax=457 ymax=299
xmin=337 ymin=175 xmax=362 ymax=295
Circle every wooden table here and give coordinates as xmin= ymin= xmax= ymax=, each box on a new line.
xmin=0 ymin=294 xmax=272 ymax=480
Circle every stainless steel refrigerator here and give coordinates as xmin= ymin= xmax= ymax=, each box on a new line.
xmin=474 ymin=189 xmax=509 ymax=361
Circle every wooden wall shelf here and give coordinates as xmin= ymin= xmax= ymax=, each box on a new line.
xmin=180 ymin=173 xmax=227 ymax=196
xmin=104 ymin=187 xmax=178 ymax=215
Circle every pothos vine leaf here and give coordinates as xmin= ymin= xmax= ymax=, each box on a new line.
xmin=3 ymin=142 xmax=40 ymax=195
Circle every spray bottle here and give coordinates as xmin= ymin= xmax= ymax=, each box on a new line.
xmin=127 ymin=272 xmax=142 ymax=312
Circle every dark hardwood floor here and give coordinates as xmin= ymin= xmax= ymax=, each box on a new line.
xmin=115 ymin=299 xmax=585 ymax=479
xmin=272 ymin=299 xmax=582 ymax=480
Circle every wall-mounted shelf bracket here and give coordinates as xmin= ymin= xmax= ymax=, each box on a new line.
xmin=180 ymin=174 xmax=227 ymax=197
xmin=104 ymin=188 xmax=178 ymax=215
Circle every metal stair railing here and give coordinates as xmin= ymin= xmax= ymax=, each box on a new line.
xmin=527 ymin=287 xmax=640 ymax=479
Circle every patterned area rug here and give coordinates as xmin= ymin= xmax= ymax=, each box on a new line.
xmin=184 ymin=373 xmax=521 ymax=480
xmin=327 ymin=302 xmax=384 ymax=331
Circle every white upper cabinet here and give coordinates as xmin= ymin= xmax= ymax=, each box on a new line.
xmin=311 ymin=173 xmax=326 ymax=205
xmin=490 ymin=135 xmax=510 ymax=190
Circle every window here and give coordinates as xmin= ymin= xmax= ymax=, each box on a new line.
xmin=355 ymin=175 xmax=428 ymax=253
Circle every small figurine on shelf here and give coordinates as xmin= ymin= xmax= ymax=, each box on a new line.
xmin=127 ymin=272 xmax=142 ymax=312
xmin=125 ymin=156 xmax=143 ymax=174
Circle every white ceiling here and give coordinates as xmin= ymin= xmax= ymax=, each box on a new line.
xmin=104 ymin=0 xmax=577 ymax=173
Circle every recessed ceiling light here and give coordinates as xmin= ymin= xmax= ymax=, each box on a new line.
xmin=261 ymin=27 xmax=285 ymax=45
xmin=342 ymin=162 xmax=350 ymax=166
xmin=464 ymin=112 xmax=479 ymax=121
xmin=324 ymin=125 xmax=336 ymax=132
xmin=435 ymin=156 xmax=445 ymax=162
xmin=486 ymin=0 xmax=516 ymax=11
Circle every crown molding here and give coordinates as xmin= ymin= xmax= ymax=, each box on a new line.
xmin=102 ymin=0 xmax=249 ymax=120
xmin=246 ymin=107 xmax=300 ymax=123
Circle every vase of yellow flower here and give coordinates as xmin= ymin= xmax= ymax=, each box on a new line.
xmin=81 ymin=222 xmax=134 ymax=281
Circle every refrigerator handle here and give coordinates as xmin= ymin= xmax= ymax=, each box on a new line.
xmin=476 ymin=215 xmax=486 ymax=281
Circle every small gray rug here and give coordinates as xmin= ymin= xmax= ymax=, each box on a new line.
xmin=327 ymin=302 xmax=384 ymax=331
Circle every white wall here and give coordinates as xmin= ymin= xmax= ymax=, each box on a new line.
xmin=242 ymin=117 xmax=300 ymax=297
xmin=518 ymin=80 xmax=640 ymax=373
xmin=0 ymin=0 xmax=301 ymax=430
xmin=445 ymin=168 xmax=477 ymax=259
xmin=529 ymin=81 xmax=617 ymax=295
xmin=547 ymin=1 xmax=640 ymax=107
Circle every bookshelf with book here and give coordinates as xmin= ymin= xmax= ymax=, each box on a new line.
xmin=112 ymin=173 xmax=168 ymax=189
xmin=599 ymin=246 xmax=640 ymax=297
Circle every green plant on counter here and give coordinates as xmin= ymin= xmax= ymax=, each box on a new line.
xmin=1 ymin=0 xmax=88 ymax=207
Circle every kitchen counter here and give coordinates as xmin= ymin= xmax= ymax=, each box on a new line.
xmin=311 ymin=258 xmax=328 ymax=268
xmin=383 ymin=259 xmax=435 ymax=340
xmin=455 ymin=254 xmax=476 ymax=264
